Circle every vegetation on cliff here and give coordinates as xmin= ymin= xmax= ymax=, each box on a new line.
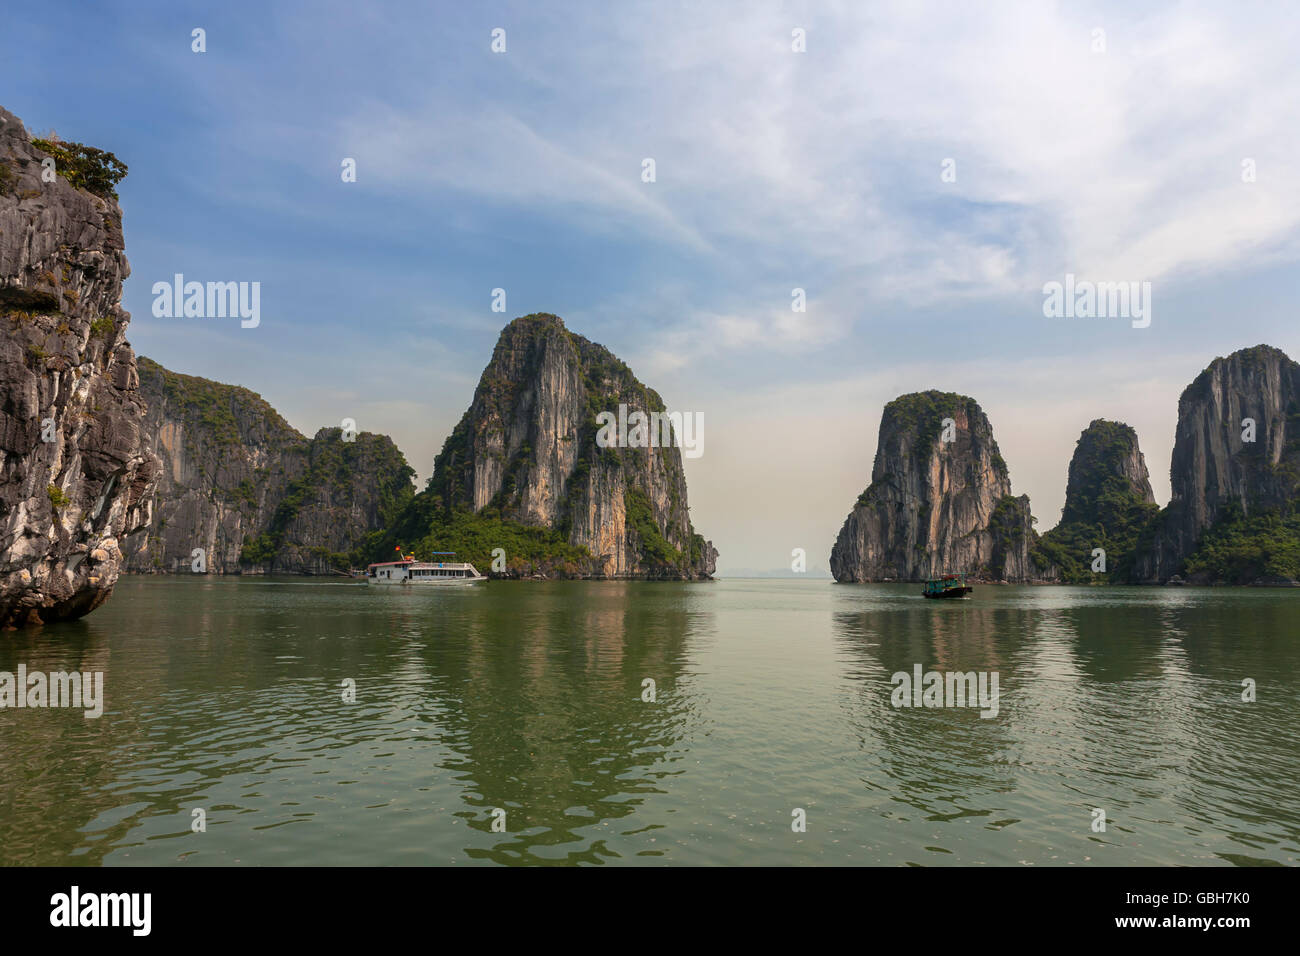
xmin=1168 ymin=350 xmax=1300 ymax=583
xmin=1180 ymin=504 xmax=1300 ymax=584
xmin=377 ymin=445 xmax=595 ymax=575
xmin=139 ymin=356 xmax=296 ymax=453
xmin=1034 ymin=509 xmax=1158 ymax=582
xmin=1132 ymin=346 xmax=1300 ymax=583
xmin=370 ymin=505 xmax=594 ymax=577
xmin=1033 ymin=421 xmax=1159 ymax=583
xmin=29 ymin=136 xmax=128 ymax=199
xmin=133 ymin=358 xmax=415 ymax=574
xmin=135 ymin=315 xmax=712 ymax=580
xmin=624 ymin=487 xmax=682 ymax=566
xmin=241 ymin=429 xmax=415 ymax=569
xmin=384 ymin=314 xmax=713 ymax=579
xmin=898 ymin=391 xmax=1000 ymax=469
xmin=1173 ymin=383 xmax=1300 ymax=583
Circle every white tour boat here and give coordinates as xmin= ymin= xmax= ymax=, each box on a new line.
xmin=366 ymin=552 xmax=486 ymax=586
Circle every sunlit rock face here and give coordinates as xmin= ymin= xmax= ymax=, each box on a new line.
xmin=423 ymin=313 xmax=716 ymax=579
xmin=0 ymin=105 xmax=158 ymax=627
xmin=831 ymin=391 xmax=1046 ymax=583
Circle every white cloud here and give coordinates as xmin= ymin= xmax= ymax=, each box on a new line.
xmin=310 ymin=1 xmax=1300 ymax=365
xmin=116 ymin=0 xmax=1300 ymax=568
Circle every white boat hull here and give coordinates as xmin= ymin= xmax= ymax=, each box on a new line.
xmin=367 ymin=577 xmax=484 ymax=586
xmin=365 ymin=558 xmax=486 ymax=586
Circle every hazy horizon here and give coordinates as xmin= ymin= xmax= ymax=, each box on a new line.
xmin=7 ymin=0 xmax=1300 ymax=573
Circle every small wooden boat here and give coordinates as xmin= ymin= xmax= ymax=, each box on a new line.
xmin=922 ymin=573 xmax=971 ymax=599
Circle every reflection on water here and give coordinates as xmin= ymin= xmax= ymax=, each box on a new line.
xmin=831 ymin=586 xmax=1300 ymax=866
xmin=0 ymin=578 xmax=1297 ymax=865
xmin=422 ymin=583 xmax=699 ymax=864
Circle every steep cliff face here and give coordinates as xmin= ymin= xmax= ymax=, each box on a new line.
xmin=394 ymin=313 xmax=715 ymax=578
xmin=124 ymin=357 xmax=304 ymax=572
xmin=245 ymin=427 xmax=415 ymax=573
xmin=1134 ymin=345 xmax=1300 ymax=583
xmin=124 ymin=358 xmax=413 ymax=574
xmin=1034 ymin=420 xmax=1158 ymax=582
xmin=830 ymin=391 xmax=1042 ymax=582
xmin=0 ymin=107 xmax=158 ymax=627
xmin=1059 ymin=420 xmax=1156 ymax=523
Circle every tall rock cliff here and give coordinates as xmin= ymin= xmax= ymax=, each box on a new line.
xmin=124 ymin=357 xmax=414 ymax=574
xmin=0 ymin=107 xmax=158 ymax=627
xmin=1058 ymin=420 xmax=1156 ymax=524
xmin=1034 ymin=420 xmax=1158 ymax=582
xmin=1133 ymin=345 xmax=1300 ymax=583
xmin=388 ymin=314 xmax=716 ymax=579
xmin=830 ymin=391 xmax=1042 ymax=582
xmin=243 ymin=427 xmax=415 ymax=573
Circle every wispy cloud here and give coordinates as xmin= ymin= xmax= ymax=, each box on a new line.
xmin=10 ymin=0 xmax=1298 ymax=569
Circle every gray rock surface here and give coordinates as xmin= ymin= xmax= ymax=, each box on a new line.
xmin=427 ymin=314 xmax=715 ymax=578
xmin=0 ymin=106 xmax=158 ymax=627
xmin=124 ymin=357 xmax=414 ymax=574
xmin=1133 ymin=345 xmax=1300 ymax=582
xmin=830 ymin=390 xmax=1044 ymax=582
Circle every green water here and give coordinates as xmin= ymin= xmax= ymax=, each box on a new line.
xmin=1 ymin=577 xmax=1297 ymax=866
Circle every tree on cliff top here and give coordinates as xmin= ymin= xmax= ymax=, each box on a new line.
xmin=30 ymin=134 xmax=128 ymax=200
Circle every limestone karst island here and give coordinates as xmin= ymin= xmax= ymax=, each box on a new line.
xmin=3 ymin=0 xmax=1300 ymax=897
xmin=830 ymin=345 xmax=1300 ymax=587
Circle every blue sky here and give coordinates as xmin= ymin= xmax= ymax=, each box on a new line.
xmin=6 ymin=1 xmax=1300 ymax=571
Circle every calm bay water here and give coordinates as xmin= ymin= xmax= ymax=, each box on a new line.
xmin=1 ymin=576 xmax=1297 ymax=866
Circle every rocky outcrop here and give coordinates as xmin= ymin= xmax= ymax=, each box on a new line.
xmin=990 ymin=494 xmax=1042 ymax=583
xmin=1034 ymin=420 xmax=1158 ymax=582
xmin=0 ymin=106 xmax=158 ymax=627
xmin=1059 ymin=420 xmax=1156 ymax=523
xmin=245 ymin=427 xmax=415 ymax=573
xmin=393 ymin=313 xmax=715 ymax=579
xmin=1133 ymin=345 xmax=1300 ymax=583
xmin=124 ymin=358 xmax=414 ymax=574
xmin=830 ymin=391 xmax=1044 ymax=582
xmin=124 ymin=357 xmax=303 ymax=573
